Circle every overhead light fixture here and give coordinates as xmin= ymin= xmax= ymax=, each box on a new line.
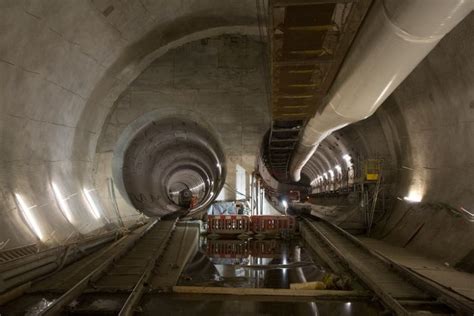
xmin=328 ymin=169 xmax=334 ymax=179
xmin=15 ymin=193 xmax=44 ymax=241
xmin=342 ymin=154 xmax=353 ymax=167
xmin=52 ymin=182 xmax=74 ymax=223
xmin=83 ymin=189 xmax=101 ymax=219
xmin=335 ymin=165 xmax=342 ymax=173
xmin=281 ymin=199 xmax=288 ymax=209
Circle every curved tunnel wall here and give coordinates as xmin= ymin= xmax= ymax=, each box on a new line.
xmin=0 ymin=1 xmax=262 ymax=250
xmin=95 ymin=34 xmax=269 ymax=217
xmin=303 ymin=13 xmax=474 ymax=266
xmin=121 ymin=117 xmax=226 ymax=217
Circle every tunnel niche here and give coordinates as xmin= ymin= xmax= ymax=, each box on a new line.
xmin=118 ymin=117 xmax=226 ymax=217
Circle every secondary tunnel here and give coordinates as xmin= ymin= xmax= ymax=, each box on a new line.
xmin=120 ymin=117 xmax=226 ymax=216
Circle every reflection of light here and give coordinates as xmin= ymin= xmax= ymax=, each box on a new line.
xmin=281 ymin=200 xmax=288 ymax=209
xmin=460 ymin=207 xmax=474 ymax=217
xmin=52 ymin=182 xmax=74 ymax=223
xmin=345 ymin=302 xmax=351 ymax=312
xmin=189 ymin=183 xmax=205 ymax=191
xmin=328 ymin=169 xmax=334 ymax=179
xmin=15 ymin=193 xmax=44 ymax=240
xmin=374 ymin=77 xmax=395 ymax=106
xmin=342 ymin=154 xmax=352 ymax=167
xmin=335 ymin=165 xmax=342 ymax=173
xmin=404 ymin=191 xmax=422 ymax=203
xmin=323 ymin=173 xmax=328 ymax=179
xmin=83 ymin=189 xmax=101 ymax=219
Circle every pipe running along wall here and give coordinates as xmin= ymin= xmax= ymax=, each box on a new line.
xmin=290 ymin=0 xmax=473 ymax=182
xmin=121 ymin=117 xmax=226 ymax=217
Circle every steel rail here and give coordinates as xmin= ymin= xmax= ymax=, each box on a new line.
xmin=39 ymin=220 xmax=158 ymax=315
xmin=314 ymin=216 xmax=474 ymax=314
xmin=118 ymin=220 xmax=177 ymax=316
xmin=301 ymin=216 xmax=473 ymax=315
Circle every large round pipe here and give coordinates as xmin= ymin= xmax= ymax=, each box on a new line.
xmin=290 ymin=0 xmax=473 ymax=182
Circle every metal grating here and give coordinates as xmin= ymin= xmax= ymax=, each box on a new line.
xmin=267 ymin=0 xmax=372 ymax=181
xmin=0 ymin=244 xmax=38 ymax=264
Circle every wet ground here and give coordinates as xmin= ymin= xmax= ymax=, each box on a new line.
xmin=0 ymin=236 xmax=385 ymax=315
xmin=156 ymin=237 xmax=385 ymax=315
xmin=178 ymin=238 xmax=329 ymax=289
xmin=141 ymin=293 xmax=384 ymax=316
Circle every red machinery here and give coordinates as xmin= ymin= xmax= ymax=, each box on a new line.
xmin=207 ymin=215 xmax=250 ymax=235
xmin=207 ymin=215 xmax=296 ymax=236
xmin=206 ymin=239 xmax=282 ymax=259
xmin=251 ymin=215 xmax=296 ymax=235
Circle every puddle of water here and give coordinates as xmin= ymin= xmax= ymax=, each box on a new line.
xmin=0 ymin=294 xmax=58 ymax=316
xmin=178 ymin=238 xmax=337 ymax=289
xmin=140 ymin=293 xmax=385 ymax=316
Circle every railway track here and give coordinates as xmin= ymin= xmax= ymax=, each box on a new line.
xmin=300 ymin=216 xmax=474 ymax=316
xmin=36 ymin=219 xmax=177 ymax=316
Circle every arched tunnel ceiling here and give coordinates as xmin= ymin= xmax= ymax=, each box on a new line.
xmin=0 ymin=0 xmax=472 ymax=269
xmin=0 ymin=1 xmax=266 ymax=248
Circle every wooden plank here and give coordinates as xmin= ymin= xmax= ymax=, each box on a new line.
xmin=275 ymin=57 xmax=334 ymax=66
xmin=273 ymin=0 xmax=353 ymax=7
xmin=173 ymin=286 xmax=370 ymax=298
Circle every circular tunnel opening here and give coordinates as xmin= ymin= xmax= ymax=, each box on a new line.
xmin=121 ymin=117 xmax=226 ymax=217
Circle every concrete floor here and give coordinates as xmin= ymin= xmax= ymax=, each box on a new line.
xmin=359 ymin=237 xmax=474 ymax=300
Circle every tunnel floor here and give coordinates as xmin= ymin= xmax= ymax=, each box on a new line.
xmin=142 ymin=237 xmax=384 ymax=315
xmin=140 ymin=293 xmax=383 ymax=316
xmin=179 ymin=238 xmax=333 ymax=289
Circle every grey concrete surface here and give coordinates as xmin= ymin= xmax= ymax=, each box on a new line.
xmin=303 ymin=13 xmax=474 ymax=267
xmin=95 ymin=34 xmax=269 ymax=216
xmin=0 ymin=1 xmax=261 ymax=249
xmin=0 ymin=0 xmax=471 ymax=284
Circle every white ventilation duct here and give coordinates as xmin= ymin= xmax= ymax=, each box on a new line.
xmin=290 ymin=0 xmax=473 ymax=182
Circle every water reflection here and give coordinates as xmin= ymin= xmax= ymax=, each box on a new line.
xmin=171 ymin=238 xmax=385 ymax=316
xmin=141 ymin=294 xmax=384 ymax=316
xmin=179 ymin=238 xmax=327 ymax=289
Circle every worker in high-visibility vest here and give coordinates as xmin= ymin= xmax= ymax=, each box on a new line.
xmin=190 ymin=195 xmax=198 ymax=209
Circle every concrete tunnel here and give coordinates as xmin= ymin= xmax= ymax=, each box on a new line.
xmin=0 ymin=0 xmax=473 ymax=314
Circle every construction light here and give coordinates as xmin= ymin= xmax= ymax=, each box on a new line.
xmin=15 ymin=193 xmax=44 ymax=240
xmin=83 ymin=189 xmax=101 ymax=219
xmin=52 ymin=182 xmax=74 ymax=223
xmin=403 ymin=191 xmax=422 ymax=203
xmin=342 ymin=154 xmax=353 ymax=167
